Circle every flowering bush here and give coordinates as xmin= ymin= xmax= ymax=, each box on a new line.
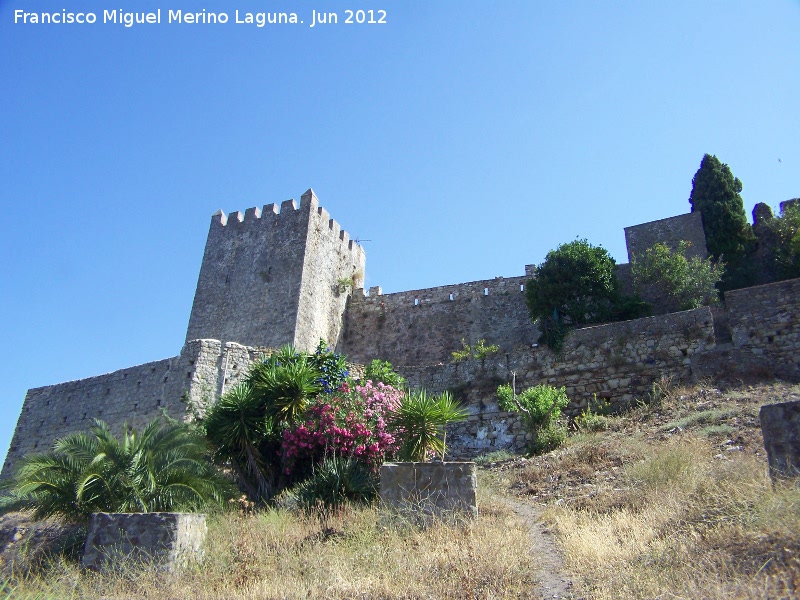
xmin=283 ymin=381 xmax=403 ymax=477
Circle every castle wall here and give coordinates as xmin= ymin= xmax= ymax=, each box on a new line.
xmin=184 ymin=199 xmax=308 ymax=350
xmin=339 ymin=276 xmax=536 ymax=366
xmin=624 ymin=212 xmax=708 ymax=260
xmin=294 ymin=190 xmax=366 ymax=351
xmin=725 ymin=278 xmax=800 ymax=381
xmin=398 ymin=307 xmax=717 ymax=458
xmin=1 ymin=354 xmax=191 ymax=479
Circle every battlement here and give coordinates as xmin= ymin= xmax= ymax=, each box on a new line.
xmin=352 ymin=275 xmax=528 ymax=308
xmin=207 ymin=189 xmax=364 ymax=261
xmin=186 ymin=189 xmax=366 ymax=352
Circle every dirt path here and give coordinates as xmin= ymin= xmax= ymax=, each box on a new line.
xmin=503 ymin=498 xmax=581 ymax=599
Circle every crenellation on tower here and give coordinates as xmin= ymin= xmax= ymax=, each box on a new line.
xmin=185 ymin=189 xmax=365 ymax=353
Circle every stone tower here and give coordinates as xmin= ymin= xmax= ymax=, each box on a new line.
xmin=185 ymin=189 xmax=366 ymax=351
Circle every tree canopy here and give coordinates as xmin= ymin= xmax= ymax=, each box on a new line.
xmin=688 ymin=154 xmax=756 ymax=289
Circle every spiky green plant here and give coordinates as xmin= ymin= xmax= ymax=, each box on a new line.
xmin=248 ymin=347 xmax=323 ymax=425
xmin=2 ymin=419 xmax=231 ymax=522
xmin=391 ymin=391 xmax=469 ymax=462
xmin=290 ymin=456 xmax=378 ymax=510
xmin=203 ymin=381 xmax=279 ymax=503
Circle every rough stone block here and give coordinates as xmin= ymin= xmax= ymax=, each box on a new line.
xmin=760 ymin=400 xmax=800 ymax=481
xmin=82 ymin=512 xmax=207 ymax=571
xmin=380 ymin=462 xmax=477 ymax=521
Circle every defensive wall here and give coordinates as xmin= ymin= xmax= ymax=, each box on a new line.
xmin=3 ymin=191 xmax=798 ymax=475
xmin=340 ymin=275 xmax=536 ymax=366
xmin=398 ymin=276 xmax=800 ymax=457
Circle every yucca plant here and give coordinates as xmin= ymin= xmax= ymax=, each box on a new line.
xmin=290 ymin=456 xmax=378 ymax=510
xmin=248 ymin=346 xmax=323 ymax=425
xmin=2 ymin=419 xmax=232 ymax=523
xmin=390 ymin=390 xmax=469 ymax=462
xmin=204 ymin=381 xmax=279 ymax=503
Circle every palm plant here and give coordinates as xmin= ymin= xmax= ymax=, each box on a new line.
xmin=390 ymin=390 xmax=469 ymax=462
xmin=3 ymin=419 xmax=231 ymax=522
xmin=248 ymin=346 xmax=323 ymax=425
xmin=203 ymin=381 xmax=279 ymax=503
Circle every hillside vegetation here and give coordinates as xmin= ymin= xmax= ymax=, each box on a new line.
xmin=2 ymin=379 xmax=799 ymax=599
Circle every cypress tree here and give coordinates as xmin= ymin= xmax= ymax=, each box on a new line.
xmin=688 ymin=154 xmax=756 ymax=289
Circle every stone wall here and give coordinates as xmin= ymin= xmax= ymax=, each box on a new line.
xmin=1 ymin=339 xmax=366 ymax=479
xmin=82 ymin=512 xmax=207 ymax=571
xmin=185 ymin=190 xmax=365 ymax=353
xmin=624 ymin=212 xmax=708 ymax=260
xmin=399 ymin=307 xmax=717 ymax=456
xmin=380 ymin=462 xmax=478 ymax=519
xmin=2 ymin=354 xmax=191 ymax=479
xmin=725 ymin=277 xmax=800 ymax=381
xmin=339 ymin=276 xmax=536 ymax=366
xmin=0 ymin=340 xmax=261 ymax=479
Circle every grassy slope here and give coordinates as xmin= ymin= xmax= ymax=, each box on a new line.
xmin=2 ymin=379 xmax=799 ymax=599
xmin=489 ymin=379 xmax=800 ymax=600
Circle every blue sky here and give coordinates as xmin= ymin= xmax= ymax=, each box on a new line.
xmin=1 ymin=1 xmax=798 ymax=466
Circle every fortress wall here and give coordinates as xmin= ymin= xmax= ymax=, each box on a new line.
xmin=725 ymin=277 xmax=800 ymax=381
xmin=1 ymin=354 xmax=192 ymax=479
xmin=624 ymin=212 xmax=708 ymax=261
xmin=339 ymin=275 xmax=536 ymax=366
xmin=398 ymin=307 xmax=716 ymax=457
xmin=295 ymin=190 xmax=366 ymax=351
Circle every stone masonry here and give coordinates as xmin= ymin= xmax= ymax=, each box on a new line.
xmin=82 ymin=512 xmax=207 ymax=571
xmin=3 ymin=190 xmax=800 ymax=477
xmin=380 ymin=462 xmax=478 ymax=520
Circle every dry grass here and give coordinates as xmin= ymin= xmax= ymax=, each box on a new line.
xmin=3 ymin=492 xmax=539 ymax=599
xmin=506 ymin=381 xmax=800 ymax=600
xmin=4 ymin=380 xmax=800 ymax=599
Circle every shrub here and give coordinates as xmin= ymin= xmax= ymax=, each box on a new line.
xmin=3 ymin=419 xmax=231 ymax=522
xmin=248 ymin=347 xmax=323 ymax=425
xmin=282 ymin=381 xmax=403 ymax=478
xmin=530 ymin=421 xmax=567 ymax=454
xmin=289 ymin=456 xmax=378 ymax=510
xmin=451 ymin=339 xmax=500 ymax=363
xmin=525 ymin=239 xmax=631 ymax=350
xmin=363 ymin=359 xmax=406 ymax=389
xmin=574 ymin=403 xmax=610 ymax=432
xmin=204 ymin=381 xmax=281 ymax=503
xmin=497 ymin=384 xmax=570 ymax=454
xmin=631 ymin=241 xmax=723 ymax=311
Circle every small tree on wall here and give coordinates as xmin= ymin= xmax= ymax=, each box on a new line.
xmin=631 ymin=241 xmax=724 ymax=312
xmin=525 ymin=239 xmax=620 ymax=350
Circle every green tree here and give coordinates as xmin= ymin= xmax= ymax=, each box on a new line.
xmin=753 ymin=202 xmax=800 ymax=282
xmin=2 ymin=419 xmax=231 ymax=522
xmin=204 ymin=381 xmax=281 ymax=503
xmin=525 ymin=239 xmax=620 ymax=349
xmin=631 ymin=241 xmax=724 ymax=311
xmin=688 ymin=154 xmax=756 ymax=289
xmin=363 ymin=359 xmax=406 ymax=389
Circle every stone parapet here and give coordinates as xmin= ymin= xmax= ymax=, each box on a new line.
xmin=380 ymin=462 xmax=477 ymax=520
